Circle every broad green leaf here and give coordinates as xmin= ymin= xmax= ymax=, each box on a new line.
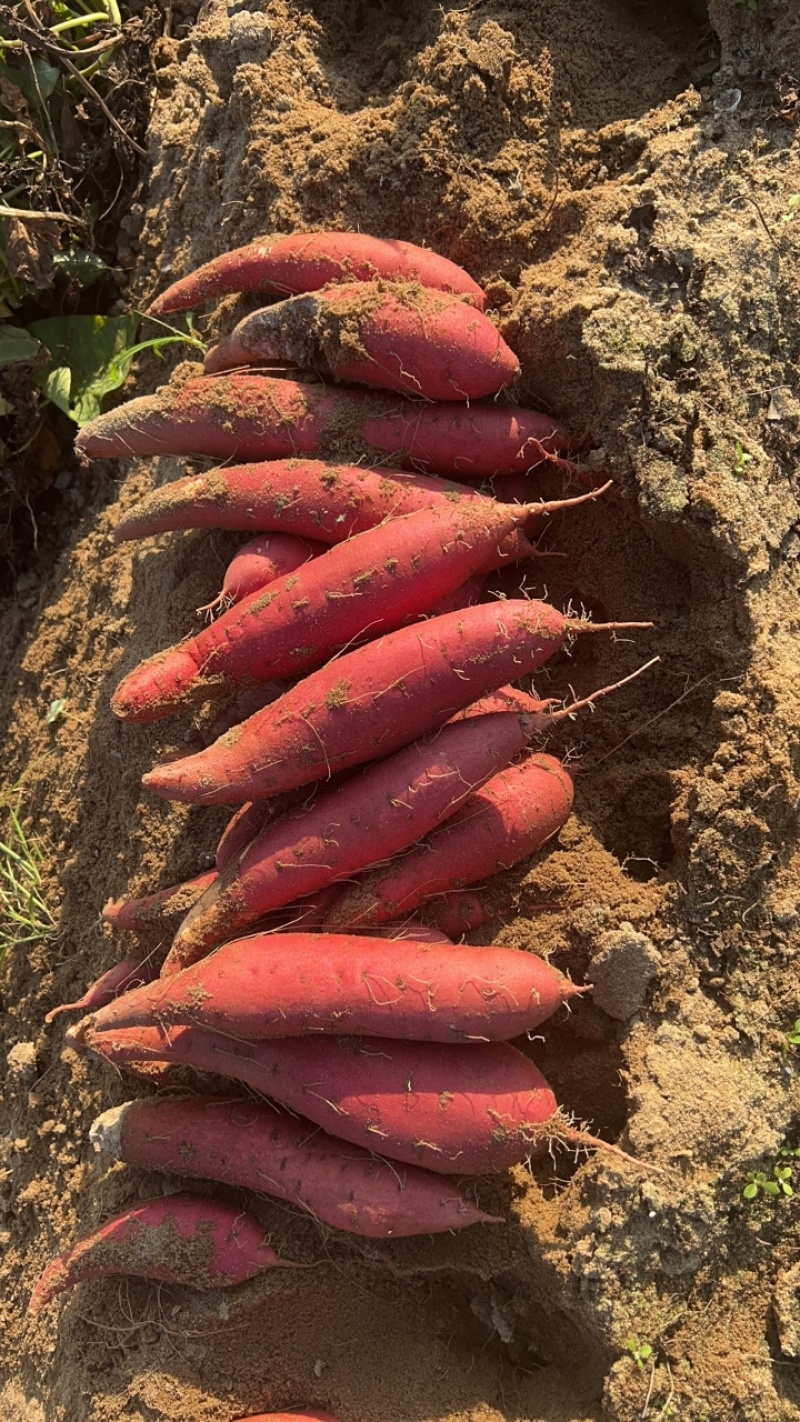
xmin=0 ymin=56 xmax=58 ymax=108
xmin=0 ymin=324 xmax=41 ymax=365
xmin=46 ymin=698 xmax=66 ymax=725
xmin=52 ymin=249 xmax=108 ymax=288
xmin=32 ymin=59 xmax=60 ymax=101
xmin=28 ymin=313 xmax=140 ymax=425
xmin=41 ymin=365 xmax=71 ymax=415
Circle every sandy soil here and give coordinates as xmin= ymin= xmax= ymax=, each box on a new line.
xmin=1 ymin=1 xmax=800 ymax=1419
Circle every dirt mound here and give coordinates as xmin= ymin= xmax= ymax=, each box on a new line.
xmin=2 ymin=2 xmax=800 ymax=1419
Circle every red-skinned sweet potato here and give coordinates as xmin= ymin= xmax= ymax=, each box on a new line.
xmin=113 ymin=460 xmax=600 ymax=558
xmin=75 ymin=374 xmax=570 ymax=476
xmin=202 ymin=532 xmax=325 ymax=614
xmin=421 ymin=891 xmax=494 ymax=938
xmin=89 ymin=1095 xmax=502 ymax=1238
xmin=322 ymin=661 xmax=659 ymax=931
xmin=78 ymin=932 xmax=581 ymax=1042
xmin=142 ymin=600 xmax=648 ymax=805
xmin=233 ymin=1414 xmax=339 ymax=1422
xmin=45 ymin=954 xmax=157 ymax=1023
xmin=102 ymin=869 xmax=217 ymax=934
xmin=111 ymin=501 xmax=532 ymax=723
xmin=325 ymin=753 xmax=574 ymax=930
xmin=29 ymin=1194 xmax=295 ymax=1313
xmin=148 ymin=230 xmax=487 ymax=315
xmin=204 ymin=281 xmax=519 ymax=400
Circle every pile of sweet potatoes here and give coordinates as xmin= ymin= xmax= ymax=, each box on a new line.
xmin=34 ymin=230 xmax=654 ymax=1337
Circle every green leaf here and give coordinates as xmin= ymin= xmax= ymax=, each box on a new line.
xmin=743 ymin=1182 xmax=758 ymax=1199
xmin=0 ymin=324 xmax=41 ymax=366
xmin=33 ymin=58 xmax=60 ymax=100
xmin=763 ymin=1181 xmax=780 ymax=1196
xmin=28 ymin=313 xmax=141 ymax=425
xmin=45 ymin=698 xmax=66 ymax=725
xmin=52 ymin=249 xmax=108 ymax=289
xmin=41 ymin=365 xmax=71 ymax=415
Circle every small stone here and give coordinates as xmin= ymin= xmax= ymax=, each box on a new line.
xmin=587 ymin=923 xmax=661 ymax=1020
xmin=7 ymin=1042 xmax=37 ymax=1078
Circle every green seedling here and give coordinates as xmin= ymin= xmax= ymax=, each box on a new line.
xmin=733 ymin=440 xmax=753 ymax=475
xmin=743 ymin=1164 xmax=794 ymax=1200
xmin=784 ymin=1018 xmax=800 ymax=1049
xmin=624 ymin=1338 xmax=653 ymax=1371
xmin=45 ymin=699 xmax=66 ymax=725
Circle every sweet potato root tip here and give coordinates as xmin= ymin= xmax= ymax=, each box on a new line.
xmin=45 ymin=954 xmax=155 ymax=1022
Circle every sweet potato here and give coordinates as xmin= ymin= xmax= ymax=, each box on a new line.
xmin=29 ymin=1194 xmax=294 ymax=1313
xmin=216 ymin=801 xmax=274 ymax=872
xmin=80 ymin=1025 xmax=563 ymax=1173
xmin=234 ymin=1414 xmax=338 ymax=1422
xmin=102 ymin=869 xmax=217 ymax=933
xmin=113 ymin=460 xmax=599 ymax=556
xmin=142 ymin=600 xmax=648 ymax=805
xmin=75 ymin=374 xmax=570 ymax=476
xmin=90 ymin=1095 xmax=502 ymax=1238
xmin=202 ymin=532 xmax=324 ymax=613
xmin=148 ymin=230 xmax=487 ymax=315
xmin=322 ymin=661 xmax=659 ymax=931
xmin=421 ymin=891 xmax=494 ymax=938
xmin=164 ymin=711 xmax=536 ymax=968
xmin=205 ymin=281 xmax=519 ymax=400
xmin=325 ymin=753 xmax=574 ymax=930
xmin=112 ymin=500 xmax=533 ymax=723
xmin=80 ymin=931 xmax=581 ymax=1042
xmin=45 ymin=954 xmax=156 ymax=1023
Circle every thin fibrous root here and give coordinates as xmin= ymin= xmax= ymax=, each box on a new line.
xmin=553 ymin=1122 xmax=666 ymax=1175
xmin=545 ymin=657 xmax=660 ymax=726
xmin=523 ymin=480 xmax=613 ymax=519
xmin=570 ymin=619 xmax=654 ymax=634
